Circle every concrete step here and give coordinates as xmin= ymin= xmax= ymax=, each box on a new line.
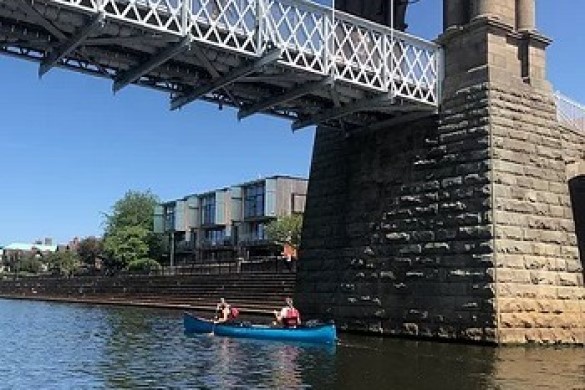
xmin=0 ymin=272 xmax=297 ymax=316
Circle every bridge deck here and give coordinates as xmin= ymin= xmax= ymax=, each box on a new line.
xmin=0 ymin=0 xmax=441 ymax=131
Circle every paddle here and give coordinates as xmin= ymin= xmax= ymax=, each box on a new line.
xmin=211 ymin=305 xmax=220 ymax=335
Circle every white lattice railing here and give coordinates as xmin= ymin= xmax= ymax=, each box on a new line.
xmin=555 ymin=92 xmax=585 ymax=132
xmin=49 ymin=0 xmax=442 ymax=106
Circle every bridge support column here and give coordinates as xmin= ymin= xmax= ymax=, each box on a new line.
xmin=297 ymin=0 xmax=585 ymax=344
xmin=471 ymin=0 xmax=515 ymax=27
xmin=516 ymin=0 xmax=535 ymax=31
xmin=443 ymin=0 xmax=468 ymax=30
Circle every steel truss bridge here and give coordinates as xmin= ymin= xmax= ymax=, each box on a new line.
xmin=0 ymin=0 xmax=441 ymax=131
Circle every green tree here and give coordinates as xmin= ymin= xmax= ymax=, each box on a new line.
xmin=103 ymin=225 xmax=150 ymax=269
xmin=265 ymin=214 xmax=303 ymax=249
xmin=103 ymin=190 xmax=159 ymax=235
xmin=19 ymin=253 xmax=44 ymax=274
xmin=102 ymin=190 xmax=163 ymax=268
xmin=46 ymin=250 xmax=80 ymax=277
xmin=146 ymin=232 xmax=165 ymax=262
xmin=77 ymin=236 xmax=103 ymax=267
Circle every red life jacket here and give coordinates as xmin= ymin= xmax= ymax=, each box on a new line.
xmin=229 ymin=307 xmax=239 ymax=319
xmin=282 ymin=307 xmax=300 ymax=327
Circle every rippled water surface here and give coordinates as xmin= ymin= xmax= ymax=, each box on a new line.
xmin=0 ymin=299 xmax=583 ymax=389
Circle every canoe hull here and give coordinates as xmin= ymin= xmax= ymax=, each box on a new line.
xmin=214 ymin=322 xmax=336 ymax=344
xmin=183 ymin=313 xmax=336 ymax=344
xmin=183 ymin=312 xmax=214 ymax=334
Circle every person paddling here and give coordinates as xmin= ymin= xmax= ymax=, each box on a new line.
xmin=274 ymin=297 xmax=301 ymax=328
xmin=215 ymin=297 xmax=239 ymax=324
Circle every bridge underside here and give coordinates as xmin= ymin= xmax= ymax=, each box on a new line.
xmin=0 ymin=0 xmax=439 ymax=131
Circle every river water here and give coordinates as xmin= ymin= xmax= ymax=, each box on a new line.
xmin=0 ymin=299 xmax=583 ymax=389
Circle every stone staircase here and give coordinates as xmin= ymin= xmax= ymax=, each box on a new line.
xmin=0 ymin=273 xmax=297 ymax=315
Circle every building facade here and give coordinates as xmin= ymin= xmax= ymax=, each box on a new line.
xmin=154 ymin=176 xmax=308 ymax=264
xmin=1 ymin=243 xmax=58 ymax=273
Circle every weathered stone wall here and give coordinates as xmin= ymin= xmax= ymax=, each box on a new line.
xmin=298 ymin=84 xmax=499 ymax=343
xmin=296 ymin=125 xmax=349 ymax=320
xmin=490 ymin=82 xmax=585 ymax=344
xmin=297 ymin=0 xmax=585 ymax=344
xmin=298 ymin=82 xmax=584 ymax=344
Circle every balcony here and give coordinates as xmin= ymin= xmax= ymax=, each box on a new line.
xmin=175 ymin=240 xmax=195 ymax=253
xmin=200 ymin=238 xmax=234 ymax=249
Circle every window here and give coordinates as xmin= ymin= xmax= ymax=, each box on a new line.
xmin=201 ymin=194 xmax=216 ymax=225
xmin=244 ymin=183 xmax=265 ymax=218
xmin=250 ymin=222 xmax=266 ymax=241
xmin=292 ymin=193 xmax=306 ymax=213
xmin=205 ymin=228 xmax=225 ymax=245
xmin=164 ymin=205 xmax=175 ymax=231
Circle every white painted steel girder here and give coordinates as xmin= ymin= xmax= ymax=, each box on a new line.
xmin=555 ymin=92 xmax=585 ymax=133
xmin=0 ymin=0 xmax=444 ymax=131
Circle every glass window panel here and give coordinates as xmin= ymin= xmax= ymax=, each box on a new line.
xmin=201 ymin=194 xmax=216 ymax=225
xmin=244 ymin=183 xmax=266 ymax=218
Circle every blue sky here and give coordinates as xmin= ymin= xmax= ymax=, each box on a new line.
xmin=1 ymin=1 xmax=583 ymax=245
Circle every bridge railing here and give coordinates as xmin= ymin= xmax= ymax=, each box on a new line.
xmin=555 ymin=92 xmax=585 ymax=132
xmin=50 ymin=0 xmax=441 ymax=106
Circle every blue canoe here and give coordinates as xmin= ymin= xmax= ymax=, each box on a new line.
xmin=183 ymin=312 xmax=336 ymax=345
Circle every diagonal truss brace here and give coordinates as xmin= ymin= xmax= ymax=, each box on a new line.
xmin=113 ymin=36 xmax=191 ymax=93
xmin=190 ymin=42 xmax=239 ymax=108
xmin=17 ymin=0 xmax=67 ymax=41
xmin=39 ymin=12 xmax=105 ymax=77
xmin=171 ymin=48 xmax=282 ymax=111
xmin=292 ymin=93 xmax=395 ymax=131
xmin=238 ymin=77 xmax=334 ymax=120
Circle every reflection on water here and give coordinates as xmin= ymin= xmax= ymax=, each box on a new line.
xmin=333 ymin=337 xmax=585 ymax=390
xmin=0 ymin=299 xmax=583 ymax=389
xmin=98 ymin=308 xmax=336 ymax=389
xmin=489 ymin=347 xmax=585 ymax=390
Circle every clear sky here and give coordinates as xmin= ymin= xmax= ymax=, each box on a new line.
xmin=1 ymin=1 xmax=583 ymax=245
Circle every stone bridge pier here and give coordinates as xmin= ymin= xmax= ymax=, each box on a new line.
xmin=296 ymin=0 xmax=585 ymax=344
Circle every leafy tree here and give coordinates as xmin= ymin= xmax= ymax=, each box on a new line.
xmin=5 ymin=251 xmax=26 ymax=275
xmin=265 ymin=214 xmax=303 ymax=249
xmin=103 ymin=190 xmax=160 ymax=235
xmin=46 ymin=250 xmax=80 ymax=277
xmin=19 ymin=254 xmax=44 ymax=274
xmin=102 ymin=190 xmax=163 ymax=268
xmin=146 ymin=233 xmax=165 ymax=262
xmin=103 ymin=225 xmax=150 ymax=269
xmin=77 ymin=236 xmax=103 ymax=266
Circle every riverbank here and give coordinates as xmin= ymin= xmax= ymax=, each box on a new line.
xmin=0 ymin=272 xmax=295 ymax=317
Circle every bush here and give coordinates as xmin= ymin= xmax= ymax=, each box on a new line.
xmin=45 ymin=251 xmax=80 ymax=277
xmin=19 ymin=256 xmax=44 ymax=274
xmin=127 ymin=258 xmax=162 ymax=274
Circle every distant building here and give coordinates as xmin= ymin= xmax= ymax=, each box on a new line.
xmin=1 ymin=242 xmax=58 ymax=273
xmin=154 ymin=175 xmax=308 ymax=264
xmin=33 ymin=238 xmax=54 ymax=246
xmin=66 ymin=237 xmax=80 ymax=252
xmin=3 ymin=243 xmax=58 ymax=255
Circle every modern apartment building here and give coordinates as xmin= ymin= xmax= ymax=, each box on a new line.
xmin=154 ymin=176 xmax=308 ymax=264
